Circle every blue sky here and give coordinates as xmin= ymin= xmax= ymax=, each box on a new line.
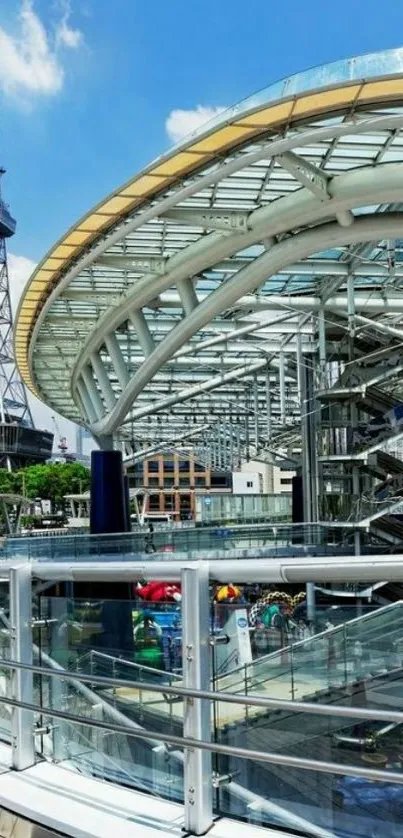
xmin=2 ymin=0 xmax=403 ymax=448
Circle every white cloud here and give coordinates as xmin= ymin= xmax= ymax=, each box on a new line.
xmin=0 ymin=0 xmax=83 ymax=102
xmin=165 ymin=105 xmax=227 ymax=144
xmin=8 ymin=251 xmax=77 ymax=448
xmin=8 ymin=252 xmax=36 ymax=314
xmin=55 ymin=1 xmax=82 ymax=49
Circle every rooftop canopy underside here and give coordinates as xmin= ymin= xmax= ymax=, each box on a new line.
xmin=15 ymin=48 xmax=403 ymax=456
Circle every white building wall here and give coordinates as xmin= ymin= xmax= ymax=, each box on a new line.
xmin=238 ymin=460 xmax=295 ymax=495
xmin=272 ymin=465 xmax=295 ymax=494
xmin=240 ymin=460 xmax=273 ymax=493
xmin=232 ymin=471 xmax=262 ymax=494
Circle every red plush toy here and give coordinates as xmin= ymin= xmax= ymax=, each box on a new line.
xmin=136 ymin=581 xmax=181 ymax=602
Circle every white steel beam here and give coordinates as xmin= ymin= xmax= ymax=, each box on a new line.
xmin=130 ymin=308 xmax=155 ymax=356
xmin=163 ymin=207 xmax=249 ymax=232
xmin=128 ymin=358 xmax=271 ymax=420
xmin=81 ymin=365 xmax=104 ymax=421
xmin=104 ymin=333 xmax=129 ymax=390
xmin=88 ymin=213 xmax=403 ymax=435
xmin=96 ymin=254 xmax=167 ymax=274
xmin=277 ymin=151 xmax=330 ymax=201
xmin=76 ymin=378 xmax=97 ymax=424
xmin=91 ymin=353 xmax=116 ymax=411
xmin=177 ymin=278 xmax=199 ymax=314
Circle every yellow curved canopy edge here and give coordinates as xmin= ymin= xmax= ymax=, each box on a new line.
xmin=15 ymin=75 xmax=403 ymax=395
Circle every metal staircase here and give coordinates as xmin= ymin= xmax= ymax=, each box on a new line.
xmin=317 ymin=319 xmax=403 ymax=545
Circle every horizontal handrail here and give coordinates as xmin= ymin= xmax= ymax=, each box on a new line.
xmin=10 ymin=552 xmax=403 ymax=585
xmin=3 ymin=656 xmax=403 ymax=724
xmin=1 ymin=692 xmax=403 ymax=788
xmin=218 ymin=600 xmax=403 ymax=680
xmin=89 ymin=650 xmax=182 ymax=681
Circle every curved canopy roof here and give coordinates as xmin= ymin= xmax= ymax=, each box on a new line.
xmin=15 ymin=47 xmax=403 ymax=456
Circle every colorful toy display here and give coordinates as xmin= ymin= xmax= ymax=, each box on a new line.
xmin=136 ymin=580 xmax=182 ymax=602
xmin=132 ymin=612 xmax=165 ymax=670
xmin=214 ymin=584 xmax=242 ymax=602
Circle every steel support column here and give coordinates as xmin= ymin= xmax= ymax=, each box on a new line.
xmin=10 ymin=565 xmax=34 ymax=770
xmin=245 ymin=413 xmax=250 ymax=461
xmin=279 ymin=353 xmax=286 ymax=425
xmin=236 ymin=423 xmax=242 ymax=468
xmin=181 ymin=564 xmax=212 ymax=835
xmin=318 ymin=307 xmax=326 ymax=389
xmin=300 ymin=360 xmax=318 ymax=622
xmin=265 ymin=367 xmax=272 ymax=439
xmin=347 ymin=275 xmax=361 ymax=555
xmin=253 ymin=375 xmax=259 ymax=451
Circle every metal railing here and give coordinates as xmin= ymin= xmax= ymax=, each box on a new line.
xmin=216 ymin=600 xmax=403 ymax=700
xmin=3 ymin=657 xmax=403 ymax=777
xmin=2 ymin=521 xmax=376 ymax=561
xmin=3 ymin=558 xmax=403 ymax=837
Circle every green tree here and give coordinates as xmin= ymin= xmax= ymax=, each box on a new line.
xmin=13 ymin=463 xmax=90 ymax=511
xmin=0 ymin=469 xmax=16 ymax=495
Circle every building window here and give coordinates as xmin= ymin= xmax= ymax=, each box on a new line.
xmin=179 ymin=494 xmax=192 ymax=519
xmin=164 ymin=495 xmax=175 ymax=511
xmin=211 ymin=473 xmax=231 ymax=488
xmin=178 ymin=460 xmax=190 ymax=472
xmin=164 ymin=477 xmax=175 ymax=487
xmin=147 ymin=460 xmax=159 ymax=473
xmin=149 ymin=494 xmax=160 ymax=511
xmin=179 ymin=477 xmax=190 ymax=487
xmin=164 ymin=460 xmax=174 ymax=472
xmin=148 ymin=477 xmax=160 ymax=487
xmin=195 ymin=476 xmax=206 ymax=488
xmin=246 ymin=480 xmax=253 ymax=488
xmin=194 ymin=461 xmax=205 ymax=472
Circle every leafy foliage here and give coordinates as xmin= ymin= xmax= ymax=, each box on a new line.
xmin=0 ymin=462 xmax=90 ymax=511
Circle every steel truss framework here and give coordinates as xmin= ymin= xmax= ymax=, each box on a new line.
xmin=15 ymin=48 xmax=403 ymax=538
xmin=0 ymin=239 xmax=32 ymax=428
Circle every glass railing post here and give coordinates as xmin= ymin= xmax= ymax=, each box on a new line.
xmin=290 ymin=641 xmax=295 ymax=701
xmin=343 ymin=623 xmax=348 ymax=687
xmin=112 ymin=658 xmax=117 ymax=699
xmin=10 ymin=565 xmax=35 ymax=770
xmin=181 ymin=564 xmax=213 ymax=835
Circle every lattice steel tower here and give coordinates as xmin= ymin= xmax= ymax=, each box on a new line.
xmin=0 ymin=168 xmax=33 ymax=426
xmin=0 ymin=169 xmax=53 ymax=470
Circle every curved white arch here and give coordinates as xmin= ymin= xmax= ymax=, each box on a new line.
xmin=68 ymin=159 xmax=403 ymax=432
xmin=28 ymin=112 xmax=403 ymax=391
xmin=88 ymin=212 xmax=403 ymax=435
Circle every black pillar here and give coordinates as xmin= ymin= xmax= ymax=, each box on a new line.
xmin=90 ymin=450 xmax=133 ymax=658
xmin=123 ymin=474 xmax=131 ymax=532
xmin=292 ymin=475 xmax=303 ymax=523
xmin=292 ymin=474 xmax=303 ymax=545
xmin=90 ymin=449 xmax=128 ymax=534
